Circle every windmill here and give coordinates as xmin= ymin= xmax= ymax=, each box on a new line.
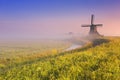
xmin=81 ymin=14 xmax=103 ymax=36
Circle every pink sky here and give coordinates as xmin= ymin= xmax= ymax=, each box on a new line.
xmin=0 ymin=0 xmax=120 ymax=40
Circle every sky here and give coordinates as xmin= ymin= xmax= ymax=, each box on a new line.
xmin=0 ymin=0 xmax=120 ymax=40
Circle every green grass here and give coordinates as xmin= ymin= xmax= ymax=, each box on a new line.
xmin=0 ymin=37 xmax=120 ymax=80
xmin=0 ymin=40 xmax=70 ymax=67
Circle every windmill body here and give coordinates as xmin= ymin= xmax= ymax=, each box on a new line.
xmin=82 ymin=15 xmax=103 ymax=36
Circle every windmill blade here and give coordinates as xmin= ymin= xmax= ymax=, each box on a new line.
xmin=95 ymin=24 xmax=103 ymax=26
xmin=81 ymin=25 xmax=90 ymax=27
xmin=91 ymin=14 xmax=94 ymax=25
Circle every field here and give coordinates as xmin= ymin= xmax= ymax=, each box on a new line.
xmin=0 ymin=37 xmax=120 ymax=80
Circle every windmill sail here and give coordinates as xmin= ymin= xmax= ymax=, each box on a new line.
xmin=81 ymin=25 xmax=90 ymax=27
xmin=91 ymin=14 xmax=94 ymax=25
xmin=81 ymin=14 xmax=103 ymax=36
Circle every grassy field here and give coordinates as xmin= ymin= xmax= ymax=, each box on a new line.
xmin=0 ymin=40 xmax=70 ymax=71
xmin=0 ymin=37 xmax=120 ymax=80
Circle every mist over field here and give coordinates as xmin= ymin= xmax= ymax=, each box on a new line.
xmin=0 ymin=0 xmax=120 ymax=80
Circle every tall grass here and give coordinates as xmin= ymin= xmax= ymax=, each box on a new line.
xmin=0 ymin=37 xmax=120 ymax=80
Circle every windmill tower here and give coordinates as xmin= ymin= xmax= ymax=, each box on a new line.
xmin=81 ymin=14 xmax=103 ymax=36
